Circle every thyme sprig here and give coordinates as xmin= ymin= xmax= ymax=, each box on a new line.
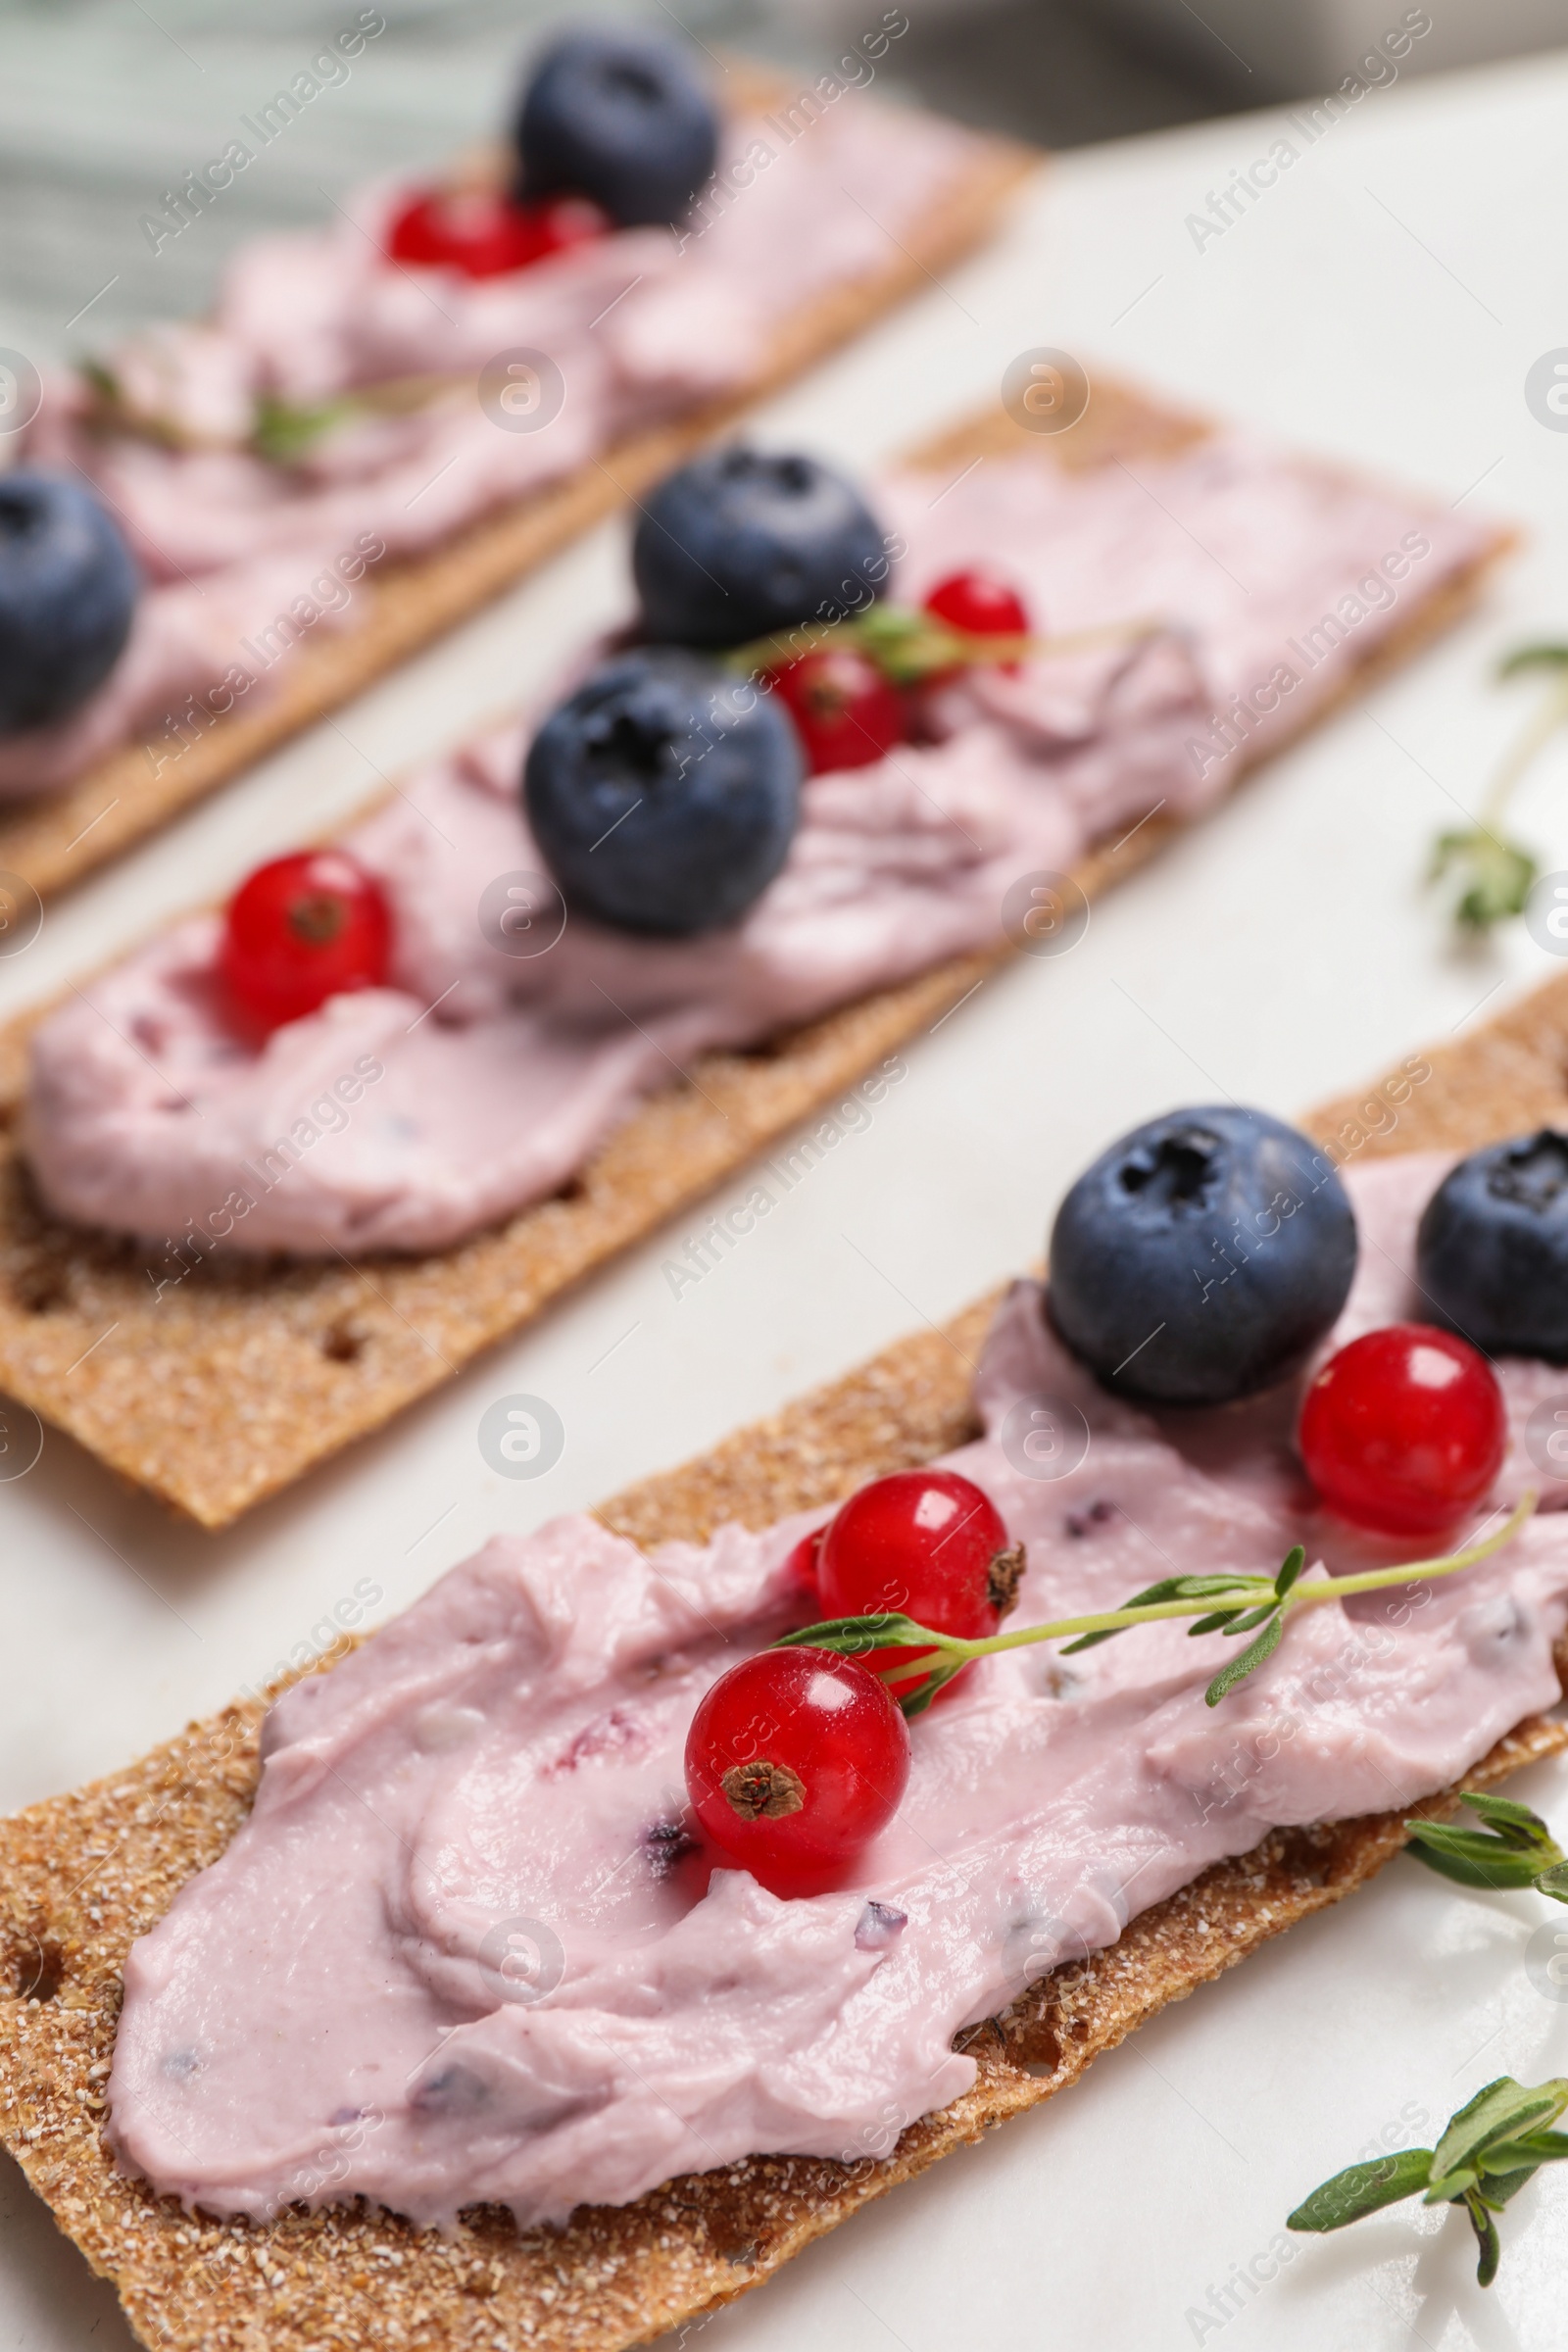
xmin=78 ymin=359 xmax=460 ymax=467
xmin=1405 ymin=1787 xmax=1568 ymax=1901
xmin=775 ymin=1493 xmax=1536 ymax=1717
xmin=1430 ymin=641 xmax=1568 ymax=932
xmin=1290 ymin=2076 xmax=1568 ymax=2286
xmin=725 ymin=606 xmax=1160 ymax=692
xmin=249 ymin=372 xmax=459 ymax=466
xmin=1291 ymin=1767 xmax=1568 ymax=2287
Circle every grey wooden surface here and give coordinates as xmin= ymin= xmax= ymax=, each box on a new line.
xmin=0 ymin=0 xmax=1236 ymax=365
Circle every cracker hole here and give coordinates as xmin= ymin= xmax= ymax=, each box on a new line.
xmin=14 ymin=1934 xmax=64 ymax=2003
xmin=10 ymin=1264 xmax=70 ymax=1315
xmin=1005 ymin=2023 xmax=1060 ymax=2075
xmin=319 ymin=1322 xmax=365 ymax=1365
xmin=550 ymin=1174 xmax=587 ymax=1205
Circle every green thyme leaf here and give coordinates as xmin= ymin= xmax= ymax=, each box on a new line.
xmin=852 ymin=602 xmax=1035 ymax=684
xmin=1477 ymin=2163 xmax=1546 ymax=2210
xmin=1403 ymin=1828 xmax=1547 ymax=1891
xmin=897 ymin=1657 xmax=966 ymax=1719
xmin=1429 ymin=827 xmax=1538 ymax=932
xmin=1477 ymin=2131 xmax=1568 ymax=2179
xmin=1188 ymin=1551 xmax=1304 ymax=1638
xmin=1203 ymin=1608 xmax=1283 ymax=1705
xmin=251 ymin=391 xmax=356 ymax=466
xmin=1428 ymin=2077 xmax=1568 ymax=2190
xmin=852 ymin=603 xmax=960 ymax=681
xmin=1186 ymin=1608 xmax=1244 ymax=1638
xmin=1274 ymin=1544 xmax=1306 ymax=1599
xmin=1535 ymin=1859 xmax=1568 ymax=1903
xmin=1405 ymin=1790 xmax=1565 ymax=1890
xmin=1287 ymin=2146 xmax=1434 ymax=2231
xmin=1455 ymin=1790 xmax=1558 ymax=1850
xmin=1062 ymin=1574 xmax=1265 ymax=1654
xmin=774 ymin=1611 xmax=957 ymax=1717
xmin=775 ymin=1613 xmax=937 ymax=1656
xmin=1466 ymin=2189 xmax=1502 ymax=2287
xmin=1163 ymin=1576 xmax=1269 ymax=1599
xmin=1497 ymin=641 xmax=1568 ymax=677
xmin=1217 ymin=1601 xmax=1281 ymax=1638
xmin=78 ymin=357 xmax=121 ymax=406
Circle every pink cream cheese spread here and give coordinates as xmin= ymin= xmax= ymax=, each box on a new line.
xmin=25 ymin=446 xmax=1493 ymax=1256
xmin=106 ymin=1153 xmax=1568 ymax=2230
xmin=0 ymin=102 xmax=979 ymax=802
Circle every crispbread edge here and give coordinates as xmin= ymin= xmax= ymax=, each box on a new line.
xmin=0 ymin=383 xmax=1516 ymax=1527
xmin=0 ymin=101 xmax=1037 ymax=903
xmin=5 ymin=982 xmax=1568 ymax=2349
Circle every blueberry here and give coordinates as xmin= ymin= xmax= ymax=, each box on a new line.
xmin=632 ymin=447 xmax=889 ymax=653
xmin=1416 ymin=1130 xmax=1568 ymax=1359
xmin=1048 ymin=1105 xmax=1357 ymax=1406
xmin=523 ymin=648 xmax=801 ymax=937
xmin=0 ymin=473 xmax=137 ymax=736
xmin=514 ymin=25 xmax=718 ymax=228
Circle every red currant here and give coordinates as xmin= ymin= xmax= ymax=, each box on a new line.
xmin=221 ymin=851 xmax=392 ymax=1035
xmin=769 ymin=649 xmax=906 ymax=775
xmin=1298 ymin=1323 xmax=1507 ymax=1539
xmin=816 ymin=1468 xmax=1018 ymax=1702
xmin=685 ymin=1646 xmax=909 ymax=1892
xmin=386 ymin=188 xmax=609 ymax=279
xmin=923 ymin=568 xmax=1032 ymax=643
xmin=782 ymin=1527 xmax=824 ymax=1595
xmin=922 ymin=569 xmax=1032 ymax=683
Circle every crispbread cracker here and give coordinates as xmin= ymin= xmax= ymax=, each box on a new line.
xmin=5 ymin=988 xmax=1568 ymax=2351
xmin=0 ymin=108 xmax=1036 ymax=903
xmin=0 ymin=387 xmax=1515 ymax=1526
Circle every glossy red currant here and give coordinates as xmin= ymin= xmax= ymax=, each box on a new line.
xmin=922 ymin=568 xmax=1032 ymax=644
xmin=1298 ymin=1322 xmax=1507 ymax=1539
xmin=815 ymin=1467 xmax=1020 ymax=1701
xmin=685 ymin=1646 xmax=910 ymax=1891
xmin=782 ymin=1526 xmax=824 ymax=1595
xmin=221 ymin=851 xmax=392 ymax=1035
xmin=769 ymin=649 xmax=906 ymax=774
xmin=385 ymin=188 xmax=608 ymax=279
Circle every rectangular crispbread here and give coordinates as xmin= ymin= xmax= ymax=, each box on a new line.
xmin=4 ymin=976 xmax=1568 ymax=2350
xmin=0 ymin=384 xmax=1516 ymax=1526
xmin=0 ymin=95 xmax=1036 ymax=905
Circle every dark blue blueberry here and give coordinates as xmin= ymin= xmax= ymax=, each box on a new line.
xmin=1417 ymin=1130 xmax=1568 ymax=1359
xmin=632 ymin=446 xmax=889 ymax=652
xmin=523 ymin=648 xmax=801 ymax=937
xmin=0 ymin=473 xmax=137 ymax=736
xmin=514 ymin=25 xmax=718 ymax=228
xmin=644 ymin=1818 xmax=701 ymax=1875
xmin=1048 ymin=1105 xmax=1357 ymax=1406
